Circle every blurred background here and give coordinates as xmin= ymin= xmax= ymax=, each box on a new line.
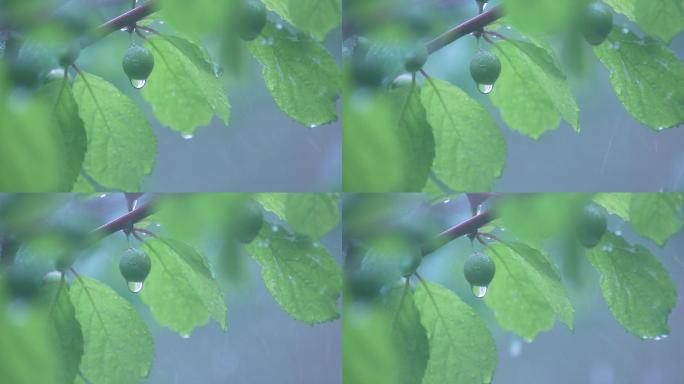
xmin=0 ymin=193 xmax=342 ymax=383
xmin=344 ymin=0 xmax=684 ymax=192
xmin=361 ymin=193 xmax=684 ymax=384
xmin=1 ymin=0 xmax=341 ymax=192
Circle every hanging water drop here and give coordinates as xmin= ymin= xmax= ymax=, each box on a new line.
xmin=180 ymin=333 xmax=190 ymax=339
xmin=478 ymin=83 xmax=494 ymax=94
xmin=472 ymin=285 xmax=488 ymax=298
xmin=182 ymin=134 xmax=193 ymax=140
xmin=127 ymin=281 xmax=144 ymax=293
xmin=130 ymin=78 xmax=146 ymax=89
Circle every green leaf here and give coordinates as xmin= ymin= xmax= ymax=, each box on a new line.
xmin=391 ymin=85 xmax=435 ymax=191
xmin=383 ymin=286 xmax=429 ymax=384
xmin=593 ymin=28 xmax=684 ymax=131
xmin=256 ymin=193 xmax=340 ymax=239
xmin=73 ymin=72 xmax=156 ymax=191
xmin=0 ymin=78 xmax=84 ymax=191
xmin=141 ymin=237 xmax=227 ymax=335
xmin=593 ymin=193 xmax=684 ymax=246
xmin=244 ymin=224 xmax=341 ymax=323
xmin=586 ymin=232 xmax=676 ymax=338
xmin=43 ymin=281 xmax=84 ymax=384
xmin=421 ymin=78 xmax=506 ymax=191
xmin=261 ymin=0 xmax=341 ymax=40
xmin=604 ymin=0 xmax=684 ymax=42
xmin=157 ymin=0 xmax=231 ymax=36
xmin=485 ymin=242 xmax=574 ymax=341
xmin=70 ymin=276 xmax=154 ymax=384
xmin=248 ymin=23 xmax=340 ymax=127
xmin=143 ymin=36 xmax=231 ymax=135
xmin=36 ymin=81 xmax=87 ymax=190
xmin=0 ymin=304 xmax=62 ymax=384
xmin=342 ymin=85 xmax=434 ymax=192
xmin=502 ymin=0 xmax=584 ymax=35
xmin=414 ymin=281 xmax=497 ymax=384
xmin=491 ymin=40 xmax=579 ymax=139
xmin=343 ymin=304 xmax=400 ymax=384
xmin=495 ymin=194 xmax=589 ymax=246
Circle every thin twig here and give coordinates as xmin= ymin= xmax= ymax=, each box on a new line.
xmin=426 ymin=5 xmax=504 ymax=54
xmin=421 ymin=210 xmax=496 ymax=256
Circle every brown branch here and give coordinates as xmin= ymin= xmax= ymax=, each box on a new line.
xmin=81 ymin=0 xmax=158 ymax=48
xmin=425 ymin=5 xmax=504 ymax=54
xmin=91 ymin=200 xmax=157 ymax=239
xmin=421 ymin=210 xmax=496 ymax=256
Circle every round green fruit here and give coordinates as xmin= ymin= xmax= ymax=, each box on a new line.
xmin=464 ymin=252 xmax=495 ymax=287
xmin=6 ymin=263 xmax=43 ymax=299
xmin=234 ymin=199 xmax=264 ymax=243
xmin=351 ymin=55 xmax=384 ymax=88
xmin=403 ymin=45 xmax=428 ymax=73
xmin=400 ymin=247 xmax=422 ymax=277
xmin=119 ymin=248 xmax=151 ymax=283
xmin=582 ymin=2 xmax=613 ymax=46
xmin=122 ymin=45 xmax=154 ymax=80
xmin=577 ymin=205 xmax=607 ymax=248
xmin=237 ymin=0 xmax=267 ymax=41
xmin=469 ymin=50 xmax=501 ymax=86
xmin=58 ymin=41 xmax=81 ymax=67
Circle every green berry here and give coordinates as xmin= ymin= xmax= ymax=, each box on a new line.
xmin=469 ymin=50 xmax=501 ymax=86
xmin=351 ymin=55 xmax=384 ymax=87
xmin=582 ymin=2 xmax=613 ymax=46
xmin=237 ymin=0 xmax=267 ymax=41
xmin=234 ymin=199 xmax=264 ymax=243
xmin=58 ymin=41 xmax=81 ymax=67
xmin=122 ymin=45 xmax=154 ymax=80
xmin=400 ymin=247 xmax=422 ymax=277
xmin=464 ymin=252 xmax=496 ymax=287
xmin=577 ymin=205 xmax=607 ymax=248
xmin=403 ymin=45 xmax=428 ymax=73
xmin=119 ymin=248 xmax=151 ymax=283
xmin=347 ymin=268 xmax=383 ymax=300
xmin=6 ymin=263 xmax=43 ymax=299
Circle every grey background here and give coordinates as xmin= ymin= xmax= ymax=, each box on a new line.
xmin=419 ymin=195 xmax=684 ymax=384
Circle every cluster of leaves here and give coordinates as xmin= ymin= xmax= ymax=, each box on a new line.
xmin=343 ymin=192 xmax=683 ymax=384
xmin=342 ymin=0 xmax=684 ymax=192
xmin=0 ymin=193 xmax=342 ymax=384
xmin=0 ymin=0 xmax=342 ymax=191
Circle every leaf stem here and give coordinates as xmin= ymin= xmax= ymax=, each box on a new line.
xmin=425 ymin=5 xmax=504 ymax=55
xmin=91 ymin=200 xmax=157 ymax=239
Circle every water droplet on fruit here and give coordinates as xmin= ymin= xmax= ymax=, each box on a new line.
xmin=182 ymin=134 xmax=193 ymax=140
xmin=128 ymin=281 xmax=144 ymax=293
xmin=180 ymin=333 xmax=190 ymax=339
xmin=472 ymin=285 xmax=488 ymax=298
xmin=309 ymin=124 xmax=319 ymax=128
xmin=478 ymin=83 xmax=494 ymax=94
xmin=130 ymin=78 xmax=146 ymax=89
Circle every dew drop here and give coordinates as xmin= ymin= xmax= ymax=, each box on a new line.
xmin=271 ymin=225 xmax=280 ymax=232
xmin=99 ymin=193 xmax=108 ymax=198
xmin=128 ymin=281 xmax=144 ymax=293
xmin=472 ymin=285 xmax=488 ymax=298
xmin=478 ymin=83 xmax=494 ymax=95
xmin=275 ymin=23 xmax=284 ymax=30
xmin=182 ymin=134 xmax=194 ymax=140
xmin=130 ymin=78 xmax=146 ymax=89
xmin=180 ymin=333 xmax=190 ymax=339
xmin=482 ymin=3 xmax=488 ymax=11
xmin=621 ymin=27 xmax=629 ymax=34
xmin=308 ymin=124 xmax=319 ymax=128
